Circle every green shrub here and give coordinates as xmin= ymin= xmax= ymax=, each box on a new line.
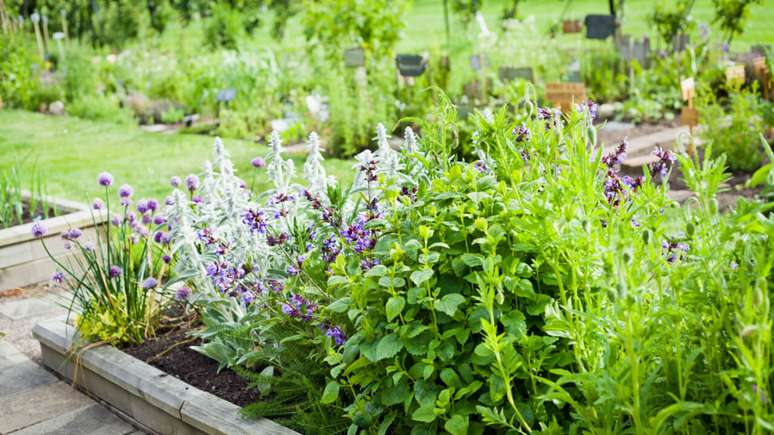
xmin=68 ymin=94 xmax=135 ymax=125
xmin=698 ymin=85 xmax=771 ymax=172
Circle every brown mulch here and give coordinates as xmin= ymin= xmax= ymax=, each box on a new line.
xmin=123 ymin=326 xmax=261 ymax=407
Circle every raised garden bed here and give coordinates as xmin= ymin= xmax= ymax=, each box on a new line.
xmin=33 ymin=320 xmax=298 ymax=435
xmin=0 ymin=194 xmax=105 ymax=290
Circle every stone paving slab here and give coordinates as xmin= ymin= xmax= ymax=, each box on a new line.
xmin=0 ymin=359 xmax=58 ymax=398
xmin=0 ymin=341 xmax=28 ymax=369
xmin=0 ymin=381 xmax=94 ymax=433
xmin=10 ymin=402 xmax=137 ymax=435
xmin=0 ymin=297 xmax=66 ymax=321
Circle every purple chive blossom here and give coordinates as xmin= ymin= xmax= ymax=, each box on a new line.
xmin=602 ymin=140 xmax=628 ymax=168
xmin=147 ymin=199 xmax=159 ymax=212
xmin=120 ymin=197 xmax=131 ymax=207
xmin=175 ymin=286 xmax=191 ymax=301
xmin=142 ymin=214 xmax=152 ymax=225
xmin=192 ymin=195 xmax=203 ymax=204
xmin=154 ymin=231 xmax=164 ymax=243
xmin=170 ymin=176 xmax=181 ymax=188
xmin=51 ymin=271 xmax=65 ymax=284
xmin=163 ymin=254 xmax=172 ymax=264
xmin=142 ymin=277 xmax=158 ymax=289
xmin=84 ymin=242 xmax=95 ymax=252
xmin=137 ymin=200 xmax=149 ymax=214
xmin=185 ymin=174 xmax=199 ymax=192
xmin=109 ymin=265 xmax=122 ymax=278
xmin=97 ymin=172 xmax=113 ymax=187
xmin=111 ymin=214 xmax=121 ymax=226
xmin=251 ymin=157 xmax=266 ymax=168
xmin=126 ymin=211 xmax=137 ymax=223
xmin=92 ymin=198 xmax=104 ymax=210
xmin=153 ymin=216 xmax=166 ymax=225
xmin=165 ymin=196 xmax=174 ymax=206
xmin=243 ymin=209 xmax=268 ymax=234
xmin=512 ymin=124 xmax=531 ymax=142
xmin=31 ymin=222 xmax=47 ymax=238
xmin=649 ymin=147 xmax=676 ymax=180
xmin=577 ymin=100 xmax=599 ymax=120
xmin=61 ymin=228 xmax=82 ymax=241
xmin=118 ymin=184 xmax=134 ymax=198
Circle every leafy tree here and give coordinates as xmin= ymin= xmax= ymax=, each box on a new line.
xmin=712 ymin=0 xmax=762 ymax=44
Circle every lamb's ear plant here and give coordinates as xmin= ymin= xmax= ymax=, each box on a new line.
xmin=38 ymin=172 xmax=179 ymax=346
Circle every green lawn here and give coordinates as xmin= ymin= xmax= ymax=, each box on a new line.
xmin=0 ymin=110 xmax=354 ymax=202
xmin=404 ymin=0 xmax=774 ymax=51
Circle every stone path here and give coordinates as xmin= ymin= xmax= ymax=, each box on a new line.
xmin=0 ymin=287 xmax=145 ymax=434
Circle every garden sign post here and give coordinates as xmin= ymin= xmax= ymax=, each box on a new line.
xmin=680 ymin=77 xmax=698 ymax=155
xmin=546 ymin=83 xmax=587 ymax=112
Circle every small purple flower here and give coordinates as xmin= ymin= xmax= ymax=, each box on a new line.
xmin=537 ymin=107 xmax=562 ymax=130
xmin=51 ymin=271 xmax=65 ymax=284
xmin=360 ymin=258 xmax=380 ymax=271
xmin=142 ymin=277 xmax=158 ymax=289
xmin=730 ymin=261 xmax=738 ymax=270
xmin=192 ymin=195 xmax=203 ymax=204
xmin=153 ymin=216 xmax=166 ymax=225
xmin=92 ymin=198 xmax=104 ymax=210
xmin=175 ymin=286 xmax=191 ymax=301
xmin=602 ymin=140 xmax=628 ymax=168
xmin=154 ymin=231 xmax=164 ymax=243
xmin=649 ymin=147 xmax=676 ymax=180
xmin=266 ymin=232 xmax=289 ymax=247
xmin=84 ymin=242 xmax=95 ymax=252
xmin=165 ymin=196 xmax=174 ymax=206
xmin=120 ymin=198 xmax=131 ymax=208
xmin=97 ymin=172 xmax=113 ymax=187
xmin=61 ymin=228 xmax=82 ymax=241
xmin=31 ymin=222 xmax=46 ymax=238
xmin=243 ymin=209 xmax=268 ymax=234
xmin=118 ymin=184 xmax=133 ymax=198
xmin=147 ymin=199 xmax=159 ymax=212
xmin=251 ymin=157 xmax=266 ymax=168
xmin=341 ymin=216 xmax=376 ymax=253
xmin=473 ymin=160 xmax=489 ymax=173
xmin=170 ymin=176 xmax=181 ymax=188
xmin=185 ymin=174 xmax=199 ymax=193
xmin=359 ymin=159 xmax=378 ymax=183
xmin=512 ymin=124 xmax=531 ymax=142
xmin=109 ymin=265 xmax=122 ymax=278
xmin=111 ymin=214 xmax=121 ymax=226
xmin=142 ymin=214 xmax=152 ymax=225
xmin=576 ymin=100 xmax=599 ymax=120
xmin=322 ymin=324 xmax=346 ymax=346
xmin=163 ymin=254 xmax=172 ymax=264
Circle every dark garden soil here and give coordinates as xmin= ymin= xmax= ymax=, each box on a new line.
xmin=123 ymin=325 xmax=260 ymax=407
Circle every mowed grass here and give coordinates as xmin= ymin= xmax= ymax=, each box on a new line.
xmin=400 ymin=0 xmax=774 ymax=52
xmin=0 ymin=110 xmax=355 ymax=202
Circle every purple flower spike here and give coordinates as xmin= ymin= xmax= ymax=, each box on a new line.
xmin=31 ymin=222 xmax=46 ymax=238
xmin=512 ymin=124 xmax=531 ymax=143
xmin=185 ymin=174 xmax=199 ymax=193
xmin=649 ymin=147 xmax=676 ymax=180
xmin=142 ymin=277 xmax=158 ymax=289
xmin=251 ymin=157 xmax=266 ymax=168
xmin=92 ymin=198 xmax=104 ymax=210
xmin=98 ymin=172 xmax=113 ymax=187
xmin=577 ymin=100 xmax=599 ymax=120
xmin=170 ymin=176 xmax=181 ymax=188
xmin=109 ymin=265 xmax=122 ymax=278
